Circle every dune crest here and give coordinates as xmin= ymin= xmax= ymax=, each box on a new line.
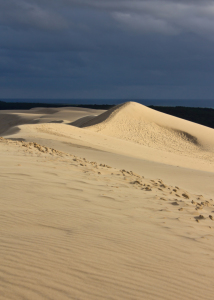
xmin=80 ymin=101 xmax=214 ymax=160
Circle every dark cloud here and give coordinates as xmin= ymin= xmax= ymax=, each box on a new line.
xmin=0 ymin=1 xmax=68 ymax=31
xmin=0 ymin=0 xmax=214 ymax=99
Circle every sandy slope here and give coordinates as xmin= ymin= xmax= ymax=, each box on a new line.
xmin=0 ymin=102 xmax=214 ymax=299
xmin=0 ymin=137 xmax=214 ymax=300
xmin=81 ymin=102 xmax=214 ymax=159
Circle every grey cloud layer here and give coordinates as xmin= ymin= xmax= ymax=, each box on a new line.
xmin=0 ymin=0 xmax=214 ymax=99
xmin=72 ymin=0 xmax=214 ymax=36
xmin=0 ymin=0 xmax=68 ymax=30
xmin=2 ymin=0 xmax=214 ymax=35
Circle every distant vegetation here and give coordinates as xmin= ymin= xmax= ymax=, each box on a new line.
xmin=0 ymin=101 xmax=113 ymax=111
xmin=0 ymin=100 xmax=214 ymax=129
xmin=150 ymin=106 xmax=214 ymax=130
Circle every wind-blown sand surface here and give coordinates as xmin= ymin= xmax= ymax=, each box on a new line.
xmin=0 ymin=102 xmax=214 ymax=299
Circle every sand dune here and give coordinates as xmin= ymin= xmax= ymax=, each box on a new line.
xmin=0 ymin=107 xmax=104 ymax=136
xmin=81 ymin=101 xmax=214 ymax=154
xmin=3 ymin=101 xmax=213 ymax=172
xmin=0 ymin=103 xmax=214 ymax=299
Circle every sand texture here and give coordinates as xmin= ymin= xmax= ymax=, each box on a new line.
xmin=0 ymin=102 xmax=214 ymax=299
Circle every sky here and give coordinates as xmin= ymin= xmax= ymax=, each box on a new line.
xmin=1 ymin=0 xmax=214 ymax=101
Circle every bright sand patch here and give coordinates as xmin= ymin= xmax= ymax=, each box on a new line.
xmin=0 ymin=102 xmax=214 ymax=299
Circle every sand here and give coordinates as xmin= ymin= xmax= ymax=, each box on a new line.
xmin=0 ymin=102 xmax=214 ymax=299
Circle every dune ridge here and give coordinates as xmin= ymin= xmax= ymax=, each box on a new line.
xmin=79 ymin=102 xmax=214 ymax=161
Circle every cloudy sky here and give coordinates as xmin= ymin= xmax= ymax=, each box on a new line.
xmin=1 ymin=0 xmax=214 ymax=100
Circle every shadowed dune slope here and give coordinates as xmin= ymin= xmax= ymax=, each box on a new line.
xmin=0 ymin=113 xmax=41 ymax=135
xmin=0 ymin=107 xmax=104 ymax=136
xmin=80 ymin=101 xmax=214 ymax=154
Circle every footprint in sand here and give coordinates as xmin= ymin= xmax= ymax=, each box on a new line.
xmin=144 ymin=187 xmax=152 ymax=191
xmin=195 ymin=203 xmax=204 ymax=210
xmin=182 ymin=193 xmax=189 ymax=199
xmin=160 ymin=197 xmax=167 ymax=201
xmin=171 ymin=202 xmax=179 ymax=206
xmin=195 ymin=215 xmax=205 ymax=222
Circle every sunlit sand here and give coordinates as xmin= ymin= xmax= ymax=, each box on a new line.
xmin=0 ymin=102 xmax=214 ymax=299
